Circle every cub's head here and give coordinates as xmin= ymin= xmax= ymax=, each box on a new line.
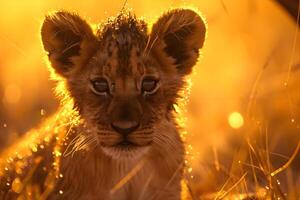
xmin=41 ymin=9 xmax=206 ymax=159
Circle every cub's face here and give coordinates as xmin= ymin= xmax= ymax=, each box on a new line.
xmin=41 ymin=10 xmax=206 ymax=159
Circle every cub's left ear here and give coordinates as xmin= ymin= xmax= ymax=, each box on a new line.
xmin=150 ymin=9 xmax=206 ymax=75
xmin=41 ymin=11 xmax=98 ymax=78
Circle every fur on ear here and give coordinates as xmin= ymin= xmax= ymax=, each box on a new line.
xmin=41 ymin=11 xmax=98 ymax=77
xmin=149 ymin=9 xmax=206 ymax=75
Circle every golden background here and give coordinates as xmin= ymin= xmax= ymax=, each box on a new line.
xmin=0 ymin=0 xmax=299 ymax=197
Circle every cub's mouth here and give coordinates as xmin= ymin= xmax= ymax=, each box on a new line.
xmin=101 ymin=137 xmax=152 ymax=148
xmin=97 ymin=121 xmax=153 ymax=159
xmin=116 ymin=140 xmax=139 ymax=147
xmin=98 ymin=133 xmax=153 ymax=159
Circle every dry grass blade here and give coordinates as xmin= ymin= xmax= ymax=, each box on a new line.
xmin=286 ymin=0 xmax=300 ymax=85
xmin=220 ymin=0 xmax=229 ymax=15
xmin=214 ymin=177 xmax=231 ymax=200
xmin=0 ymin=34 xmax=28 ymax=58
xmin=119 ymin=0 xmax=128 ymax=13
xmin=215 ymin=172 xmax=248 ymax=200
xmin=246 ymin=49 xmax=275 ymax=118
xmin=150 ymin=162 xmax=184 ymax=200
xmin=137 ymin=171 xmax=154 ymax=200
xmin=16 ymin=157 xmax=43 ymax=197
xmin=271 ymin=141 xmax=300 ymax=177
xmin=110 ymin=159 xmax=145 ymax=194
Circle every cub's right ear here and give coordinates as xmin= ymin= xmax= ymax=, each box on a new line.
xmin=150 ymin=9 xmax=206 ymax=76
xmin=41 ymin=11 xmax=98 ymax=77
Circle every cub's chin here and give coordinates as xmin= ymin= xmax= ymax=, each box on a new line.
xmin=101 ymin=144 xmax=150 ymax=160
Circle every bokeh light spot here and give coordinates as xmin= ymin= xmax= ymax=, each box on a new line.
xmin=228 ymin=112 xmax=244 ymax=129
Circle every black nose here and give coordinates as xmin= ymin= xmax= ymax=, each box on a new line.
xmin=111 ymin=121 xmax=140 ymax=135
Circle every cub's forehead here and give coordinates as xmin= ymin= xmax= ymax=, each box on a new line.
xmin=88 ymin=13 xmax=158 ymax=77
xmin=89 ymin=40 xmax=157 ymax=78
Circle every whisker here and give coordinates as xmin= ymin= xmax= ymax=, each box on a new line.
xmin=63 ymin=133 xmax=98 ymax=157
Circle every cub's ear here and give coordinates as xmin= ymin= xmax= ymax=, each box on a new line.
xmin=41 ymin=11 xmax=98 ymax=77
xmin=150 ymin=9 xmax=206 ymax=75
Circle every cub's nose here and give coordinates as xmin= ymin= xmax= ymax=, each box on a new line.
xmin=111 ymin=121 xmax=140 ymax=136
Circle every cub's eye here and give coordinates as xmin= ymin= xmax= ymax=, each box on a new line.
xmin=141 ymin=77 xmax=159 ymax=95
xmin=90 ymin=78 xmax=109 ymax=95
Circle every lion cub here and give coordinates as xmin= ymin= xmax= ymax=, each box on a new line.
xmin=0 ymin=9 xmax=206 ymax=200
